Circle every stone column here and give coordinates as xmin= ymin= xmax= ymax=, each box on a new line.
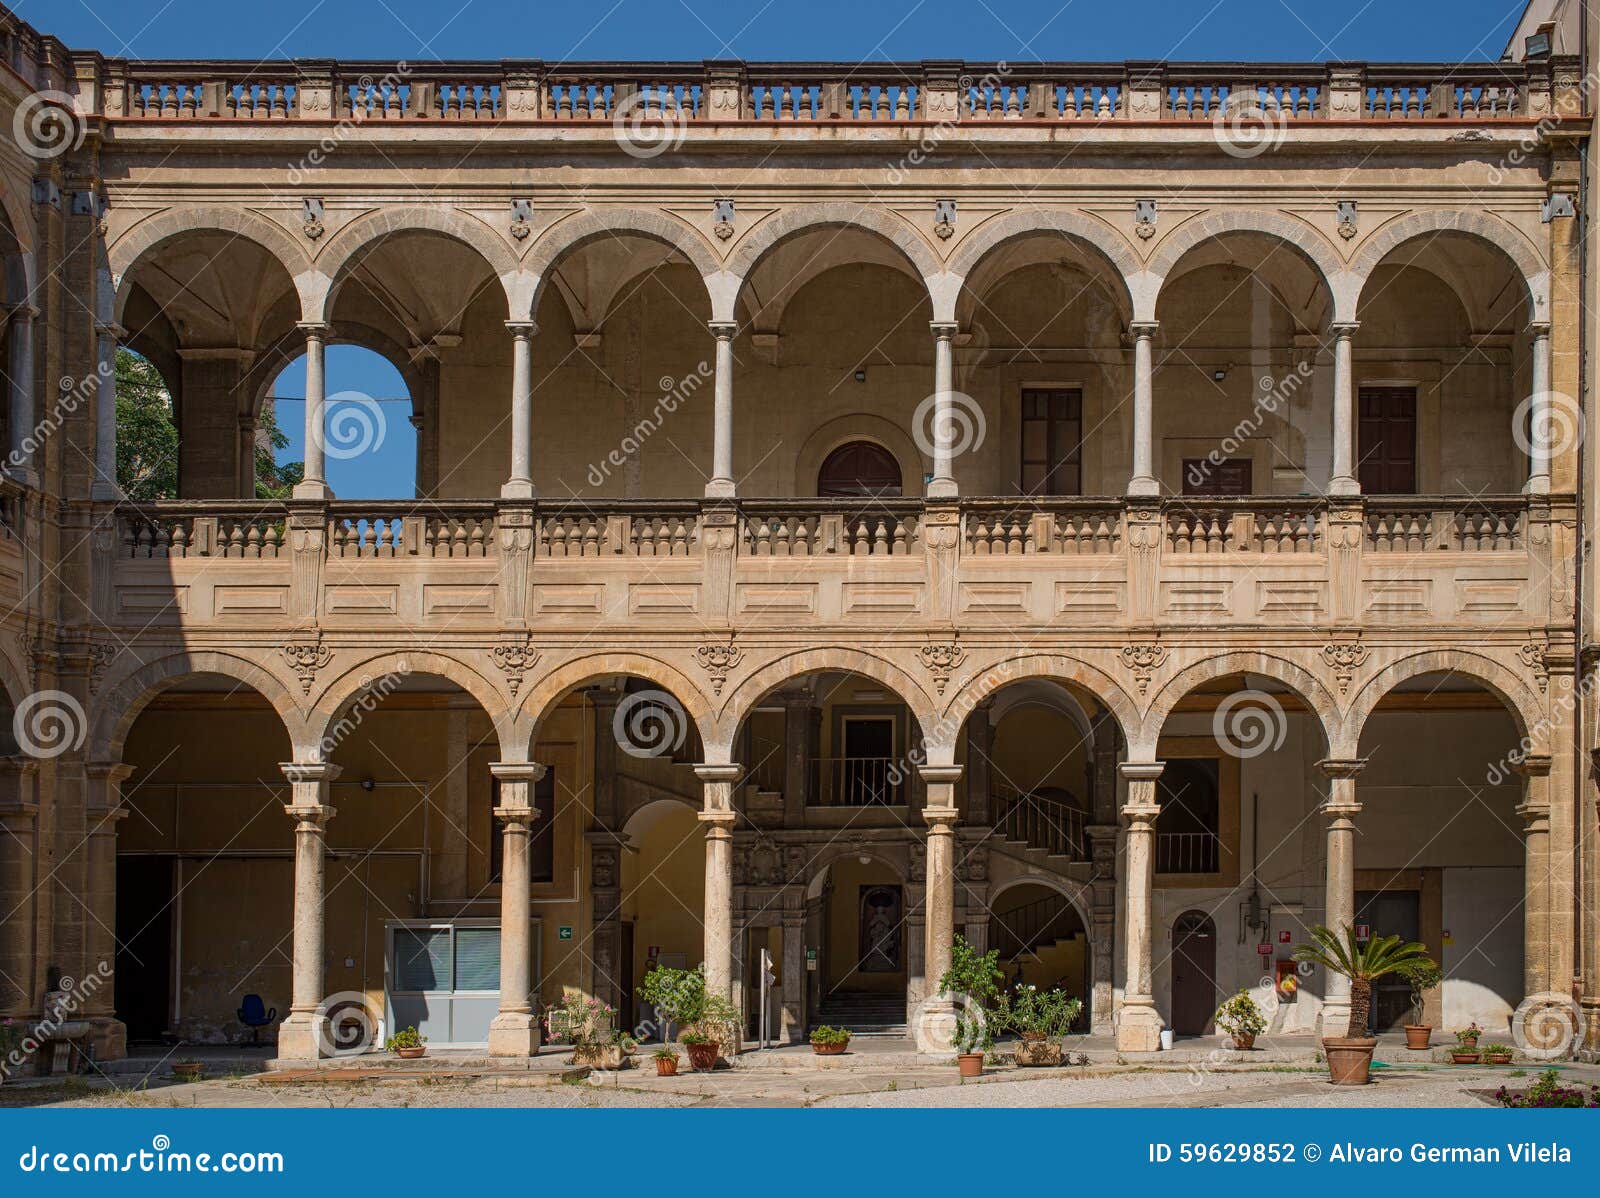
xmin=780 ymin=911 xmax=806 ymax=1044
xmin=1317 ymin=758 xmax=1366 ymax=1038
xmin=927 ymin=322 xmax=959 ymax=498
xmin=502 ymin=322 xmax=536 ymax=499
xmin=1116 ymin=761 xmax=1164 ymax=1051
xmin=291 ymin=323 xmax=331 ymax=500
xmin=1525 ymin=322 xmax=1552 ymax=494
xmin=83 ymin=763 xmax=133 ymax=1058
xmin=706 ymin=322 xmax=737 ymax=498
xmin=489 ymin=762 xmax=546 ymax=1055
xmin=0 ymin=758 xmax=39 ymax=1019
xmin=6 ymin=305 xmax=36 ymax=482
xmin=1329 ymin=322 xmax=1360 ymax=495
xmin=1514 ymin=754 xmax=1553 ymax=997
xmin=276 ymin=762 xmax=339 ymax=1061
xmin=91 ymin=321 xmax=124 ymax=500
xmin=588 ymin=836 xmax=623 ymax=1012
xmin=1127 ymin=322 xmax=1159 ymax=496
xmin=916 ymin=764 xmax=961 ymax=1051
xmin=1087 ymin=823 xmax=1119 ymax=1035
xmin=780 ymin=689 xmax=814 ymax=825
xmin=695 ymin=764 xmax=742 ymax=1003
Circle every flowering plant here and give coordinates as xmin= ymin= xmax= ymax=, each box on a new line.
xmin=1495 ymin=1069 xmax=1600 ymax=1108
xmin=1213 ymin=991 xmax=1268 ymax=1038
xmin=1454 ymin=1022 xmax=1483 ymax=1048
xmin=997 ymin=984 xmax=1083 ymax=1038
xmin=544 ymin=993 xmax=635 ymax=1049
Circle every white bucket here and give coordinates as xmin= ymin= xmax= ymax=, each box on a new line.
xmin=1159 ymin=1029 xmax=1174 ymax=1051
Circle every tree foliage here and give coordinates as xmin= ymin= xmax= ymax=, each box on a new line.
xmin=114 ymin=349 xmax=178 ymax=500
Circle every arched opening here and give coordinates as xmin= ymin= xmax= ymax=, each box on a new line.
xmin=113 ymin=347 xmax=179 ymax=500
xmin=1152 ymin=231 xmax=1334 ymax=496
xmin=817 ymin=438 xmax=902 ymax=497
xmin=113 ymin=673 xmax=294 ymax=1048
xmin=619 ymin=799 xmax=705 ymax=1040
xmin=990 ymin=881 xmax=1090 ymax=1027
xmin=806 ymin=854 xmax=909 ymax=1034
xmin=1353 ymin=671 xmax=1526 ymax=1034
xmin=267 ymin=345 xmax=413 ymax=499
xmin=1354 ymin=231 xmax=1534 ymax=494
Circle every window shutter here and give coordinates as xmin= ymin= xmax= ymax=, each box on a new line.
xmin=393 ymin=928 xmax=450 ymax=991
xmin=453 ymin=926 xmax=502 ymax=991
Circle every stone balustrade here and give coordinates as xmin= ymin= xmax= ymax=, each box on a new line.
xmin=104 ymin=493 xmax=1554 ymax=634
xmin=83 ymin=58 xmax=1572 ymax=124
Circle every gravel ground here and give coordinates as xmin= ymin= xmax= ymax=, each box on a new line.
xmin=56 ymin=1078 xmax=698 ymax=1109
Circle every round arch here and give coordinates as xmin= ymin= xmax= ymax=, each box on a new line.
xmin=313 ymin=205 xmax=520 ymax=323
xmin=941 ymin=653 xmax=1140 ymax=754
xmin=249 ymin=319 xmax=422 ymax=420
xmin=512 ymin=651 xmax=717 ymax=758
xmin=306 ymin=651 xmax=515 ymax=759
xmin=794 ymin=413 xmax=926 ymax=498
xmin=1139 ymin=210 xmax=1347 ymax=324
xmin=945 ymin=208 xmax=1140 ymax=322
xmin=989 ymin=874 xmax=1094 ymax=930
xmin=1343 ymin=649 xmax=1545 ymax=759
xmin=713 ymin=647 xmax=939 ymax=754
xmin=109 ymin=207 xmax=317 ymax=324
xmin=520 ymin=208 xmax=720 ymax=322
xmin=1135 ymin=650 xmax=1342 ymax=760
xmin=723 ymin=202 xmax=943 ymax=324
xmin=1346 ymin=210 xmax=1547 ymax=323
xmin=91 ymin=650 xmax=309 ymax=762
xmin=804 ymin=845 xmax=908 ymax=898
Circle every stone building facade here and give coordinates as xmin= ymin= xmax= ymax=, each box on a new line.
xmin=0 ymin=4 xmax=1595 ymax=1062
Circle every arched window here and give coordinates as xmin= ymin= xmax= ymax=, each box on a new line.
xmin=817 ymin=440 xmax=902 ymax=498
xmin=114 ymin=348 xmax=179 ymax=500
xmin=269 ymin=345 xmax=414 ymax=499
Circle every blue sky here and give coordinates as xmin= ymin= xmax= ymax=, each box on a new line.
xmin=83 ymin=0 xmax=1534 ymax=497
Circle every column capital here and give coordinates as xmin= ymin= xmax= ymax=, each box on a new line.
xmin=918 ymin=763 xmax=963 ymax=785
xmin=85 ymin=761 xmax=135 ymax=786
xmin=1512 ymin=753 xmax=1553 ymax=778
xmin=1329 ymin=321 xmax=1360 ymax=339
xmin=95 ymin=321 xmax=127 ymax=342
xmin=280 ymin=761 xmax=341 ymax=786
xmin=5 ymin=303 xmax=39 ymax=322
xmin=694 ymin=763 xmax=743 ymax=784
xmin=283 ymin=802 xmax=336 ymax=828
xmin=708 ymin=320 xmax=738 ymax=340
xmin=296 ymin=321 xmax=330 ymax=339
xmin=490 ymin=761 xmax=548 ymax=784
xmin=504 ymin=320 xmax=537 ymax=338
xmin=1129 ymin=320 xmax=1159 ymax=338
xmin=929 ymin=320 xmax=960 ymax=340
xmin=1528 ymin=320 xmax=1552 ymax=339
xmin=1118 ymin=760 xmax=1166 ymax=782
xmin=1316 ymin=757 xmax=1367 ymax=780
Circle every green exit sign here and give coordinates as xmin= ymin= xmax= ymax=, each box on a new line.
xmin=558 ymin=925 xmax=573 ymax=941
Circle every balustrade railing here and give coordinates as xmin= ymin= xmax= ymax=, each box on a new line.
xmin=1164 ymin=500 xmax=1319 ymax=553
xmin=102 ymin=60 xmax=1561 ymax=124
xmin=536 ymin=503 xmax=699 ymax=557
xmin=1156 ymin=830 xmax=1221 ymax=875
xmin=326 ymin=503 xmax=497 ymax=559
xmin=813 ymin=756 xmax=904 ymax=807
xmin=740 ymin=501 xmax=919 ymax=557
xmin=117 ymin=504 xmax=290 ymax=558
xmin=1364 ymin=497 xmax=1526 ymax=552
xmin=991 ymin=784 xmax=1088 ymax=861
xmin=963 ymin=501 xmax=1123 ymax=554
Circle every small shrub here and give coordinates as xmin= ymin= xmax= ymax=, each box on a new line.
xmin=1495 ymin=1069 xmax=1600 ymax=1108
xmin=384 ymin=1026 xmax=425 ymax=1052
xmin=1214 ymin=991 xmax=1268 ymax=1038
xmin=809 ymin=1026 xmax=850 ymax=1045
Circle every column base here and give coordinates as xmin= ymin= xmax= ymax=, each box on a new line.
xmin=704 ymin=478 xmax=736 ymax=500
xmin=1114 ymin=1002 xmax=1164 ymax=1052
xmin=90 ymin=480 xmax=124 ymax=502
xmin=89 ymin=1016 xmax=127 ymax=1062
xmin=1328 ymin=474 xmax=1360 ymax=497
xmin=487 ymin=1012 xmax=541 ymax=1057
xmin=275 ymin=1011 xmax=330 ymax=1062
xmin=1126 ymin=475 xmax=1160 ymax=498
xmin=1524 ymin=475 xmax=1551 ymax=496
xmin=913 ymin=995 xmax=960 ymax=1054
xmin=925 ymin=478 xmax=958 ymax=500
xmin=1318 ymin=1000 xmax=1353 ymax=1040
xmin=499 ymin=479 xmax=536 ymax=500
xmin=291 ymin=480 xmax=333 ymax=501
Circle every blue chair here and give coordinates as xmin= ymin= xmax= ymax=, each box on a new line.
xmin=237 ymin=994 xmax=277 ymax=1045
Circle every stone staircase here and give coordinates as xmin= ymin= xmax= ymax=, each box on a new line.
xmin=812 ymin=991 xmax=907 ymax=1037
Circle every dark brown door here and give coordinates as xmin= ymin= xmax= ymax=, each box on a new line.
xmin=818 ymin=440 xmax=902 ymax=497
xmin=1182 ymin=457 xmax=1252 ymax=496
xmin=1358 ymin=386 xmax=1417 ymax=494
xmin=1021 ymin=388 xmax=1083 ymax=495
xmin=1171 ymin=910 xmax=1218 ymax=1036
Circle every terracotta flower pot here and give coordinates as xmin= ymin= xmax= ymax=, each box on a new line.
xmin=957 ymin=1052 xmax=984 ymax=1077
xmin=685 ymin=1042 xmax=720 ymax=1072
xmin=1403 ymin=1025 xmax=1432 ymax=1050
xmin=1014 ymin=1039 xmax=1063 ymax=1067
xmin=171 ymin=1063 xmax=204 ymax=1083
xmin=1231 ymin=1033 xmax=1256 ymax=1051
xmin=655 ymin=1057 xmax=679 ymax=1076
xmin=811 ymin=1040 xmax=848 ymax=1055
xmin=1485 ymin=1052 xmax=1512 ymax=1065
xmin=1451 ymin=1051 xmax=1481 ymax=1065
xmin=395 ymin=1046 xmax=426 ymax=1060
xmin=1322 ymin=1036 xmax=1377 ymax=1086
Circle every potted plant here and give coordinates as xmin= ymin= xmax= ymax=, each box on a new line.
xmin=1402 ymin=960 xmax=1443 ymax=1050
xmin=544 ymin=994 xmax=635 ymax=1069
xmin=1481 ymin=1042 xmax=1513 ymax=1065
xmin=1293 ymin=924 xmax=1431 ymax=1086
xmin=170 ymin=1059 xmax=205 ymax=1082
xmin=638 ymin=965 xmax=737 ymax=1072
xmin=998 ymin=984 xmax=1082 ymax=1066
xmin=809 ymin=1026 xmax=851 ymax=1056
xmin=1214 ymin=991 xmax=1268 ymax=1051
xmin=937 ymin=935 xmax=1003 ymax=1077
xmin=652 ymin=1046 xmax=680 ymax=1076
xmin=1451 ymin=1026 xmax=1483 ymax=1064
xmin=384 ymin=1026 xmax=427 ymax=1060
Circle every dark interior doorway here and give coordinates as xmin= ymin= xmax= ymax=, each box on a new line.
xmin=114 ymin=856 xmax=173 ymax=1043
xmin=1355 ymin=889 xmax=1422 ymax=1032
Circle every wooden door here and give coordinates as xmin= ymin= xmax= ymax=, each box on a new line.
xmin=1171 ymin=911 xmax=1218 ymax=1036
xmin=1358 ymin=386 xmax=1417 ymax=493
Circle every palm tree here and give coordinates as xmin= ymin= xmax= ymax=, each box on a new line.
xmin=1292 ymin=924 xmax=1433 ymax=1037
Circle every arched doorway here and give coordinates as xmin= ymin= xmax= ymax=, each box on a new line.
xmin=817 ymin=439 xmax=902 ymax=497
xmin=1170 ymin=910 xmax=1218 ymax=1036
xmin=990 ymin=881 xmax=1091 ymax=1028
xmin=807 ymin=854 xmax=908 ymax=1033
